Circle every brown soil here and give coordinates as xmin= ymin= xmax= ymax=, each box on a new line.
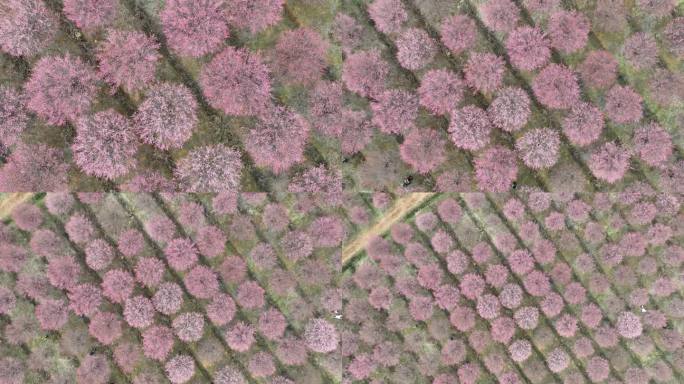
xmin=342 ymin=193 xmax=435 ymax=264
xmin=0 ymin=193 xmax=34 ymax=220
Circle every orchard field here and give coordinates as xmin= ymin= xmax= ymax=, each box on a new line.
xmin=0 ymin=191 xmax=682 ymax=383
xmin=0 ymin=0 xmax=682 ymax=193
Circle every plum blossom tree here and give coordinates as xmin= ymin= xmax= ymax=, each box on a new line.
xmin=474 ymin=146 xmax=518 ymax=192
xmin=371 ymin=89 xmax=419 ymax=134
xmin=142 ymin=325 xmax=174 ymax=361
xmin=173 ymin=312 xmax=205 ymax=342
xmin=440 ymin=15 xmax=477 ymax=55
xmin=604 ymin=85 xmax=643 ymax=124
xmin=174 ymin=144 xmax=243 ymax=192
xmin=523 ymin=0 xmax=560 ymax=13
xmin=547 ymin=10 xmax=590 ymax=53
xmin=399 ymin=128 xmax=447 ymax=174
xmin=184 ymin=265 xmax=219 ymax=299
xmin=0 ymin=0 xmax=57 ymax=57
xmin=72 ymin=109 xmax=138 ymax=180
xmin=341 ymin=50 xmax=389 ymax=98
xmin=396 ymin=28 xmax=437 ymax=70
xmin=195 ymin=225 xmax=226 ymax=257
xmin=24 ymin=55 xmax=99 ymax=125
xmin=459 ymin=273 xmax=486 ymax=300
xmin=225 ymin=321 xmax=255 ymax=352
xmin=165 ymin=355 xmax=195 ymax=384
xmin=96 ymin=29 xmax=160 ymax=93
xmin=368 ymin=0 xmax=407 ymax=34
xmin=272 ymin=28 xmax=328 ymax=85
xmin=448 ymin=105 xmax=493 ymax=151
xmin=0 ymin=144 xmax=69 ymax=192
xmin=133 ymin=83 xmax=197 ymax=150
xmin=160 ymin=0 xmax=228 ymax=57
xmin=245 ymin=106 xmax=310 ymax=174
xmin=281 ymin=231 xmax=314 ymax=262
xmin=224 ymin=0 xmax=284 ymax=33
xmin=532 ymin=64 xmax=579 ymax=110
xmin=622 ymin=32 xmax=658 ymax=69
xmin=258 ymin=308 xmax=286 ymax=340
xmin=464 ymin=53 xmax=505 ymax=94
xmin=578 ymin=50 xmax=618 ymax=90
xmin=248 ymin=352 xmax=275 ymax=378
xmin=309 ymin=216 xmax=346 ymax=247
xmin=487 ymin=87 xmax=530 ymax=132
xmin=76 ymin=354 xmax=111 ymax=384
xmin=589 ymin=142 xmax=630 ymax=183
xmin=200 ymin=46 xmax=272 ymax=117
xmin=616 ymin=311 xmax=642 ymax=338
xmin=337 ymin=110 xmax=374 ymax=155
xmin=635 ymin=0 xmax=676 ymax=19
xmin=28 ymin=229 xmax=63 ymax=261
xmin=663 ymin=17 xmax=684 ymax=58
xmin=11 ymin=203 xmax=41 ymax=231
xmin=308 ymin=81 xmax=343 ymax=135
xmin=587 ymin=356 xmax=609 ymax=382
xmin=88 ymin=312 xmax=122 ymax=345
xmin=164 ymin=238 xmax=198 ymax=272
xmin=101 ymin=269 xmax=134 ymax=304
xmin=135 ymin=257 xmax=164 ymax=287
xmin=63 ymin=0 xmax=117 ymax=31
xmin=68 ymin=283 xmax=102 ymax=316
xmin=332 ymin=13 xmax=364 ymax=54
xmin=546 ymin=348 xmax=569 ymax=373
xmin=47 ymin=256 xmax=80 ymax=290
xmin=0 ymin=86 xmax=28 ymax=146
xmin=490 ymin=316 xmax=516 ymax=343
xmin=124 ymin=296 xmax=155 ymax=329
xmin=85 ymin=239 xmax=114 ymax=271
xmin=304 ymin=318 xmax=339 ymax=353
xmin=418 ymin=69 xmax=464 ymax=115
xmin=236 ymin=281 xmax=265 ymax=309
xmin=632 ymin=123 xmax=672 ymax=167
xmin=35 ymin=299 xmax=68 ymax=330
xmin=506 ymin=26 xmax=550 ymax=71
xmin=515 ymin=128 xmax=560 ymax=169
xmin=561 ymin=102 xmax=604 ymax=147
xmin=509 ymin=340 xmax=532 ymax=362
xmin=479 ymin=0 xmax=520 ymax=33
xmin=647 ymin=68 xmax=684 ymax=106
xmin=514 ymin=306 xmax=539 ymax=331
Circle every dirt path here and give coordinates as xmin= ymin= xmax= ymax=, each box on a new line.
xmin=342 ymin=193 xmax=435 ymax=264
xmin=0 ymin=193 xmax=33 ymax=220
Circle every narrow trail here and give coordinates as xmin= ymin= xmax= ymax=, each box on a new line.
xmin=0 ymin=193 xmax=33 ymax=220
xmin=342 ymin=192 xmax=435 ymax=264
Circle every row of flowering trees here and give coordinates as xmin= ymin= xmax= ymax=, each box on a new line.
xmin=1 ymin=0 xmax=682 ymax=193
xmin=0 ymin=192 xmax=347 ymax=383
xmin=341 ymin=191 xmax=682 ymax=382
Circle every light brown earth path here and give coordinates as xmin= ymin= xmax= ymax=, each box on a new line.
xmin=0 ymin=193 xmax=33 ymax=220
xmin=342 ymin=192 xmax=436 ymax=264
